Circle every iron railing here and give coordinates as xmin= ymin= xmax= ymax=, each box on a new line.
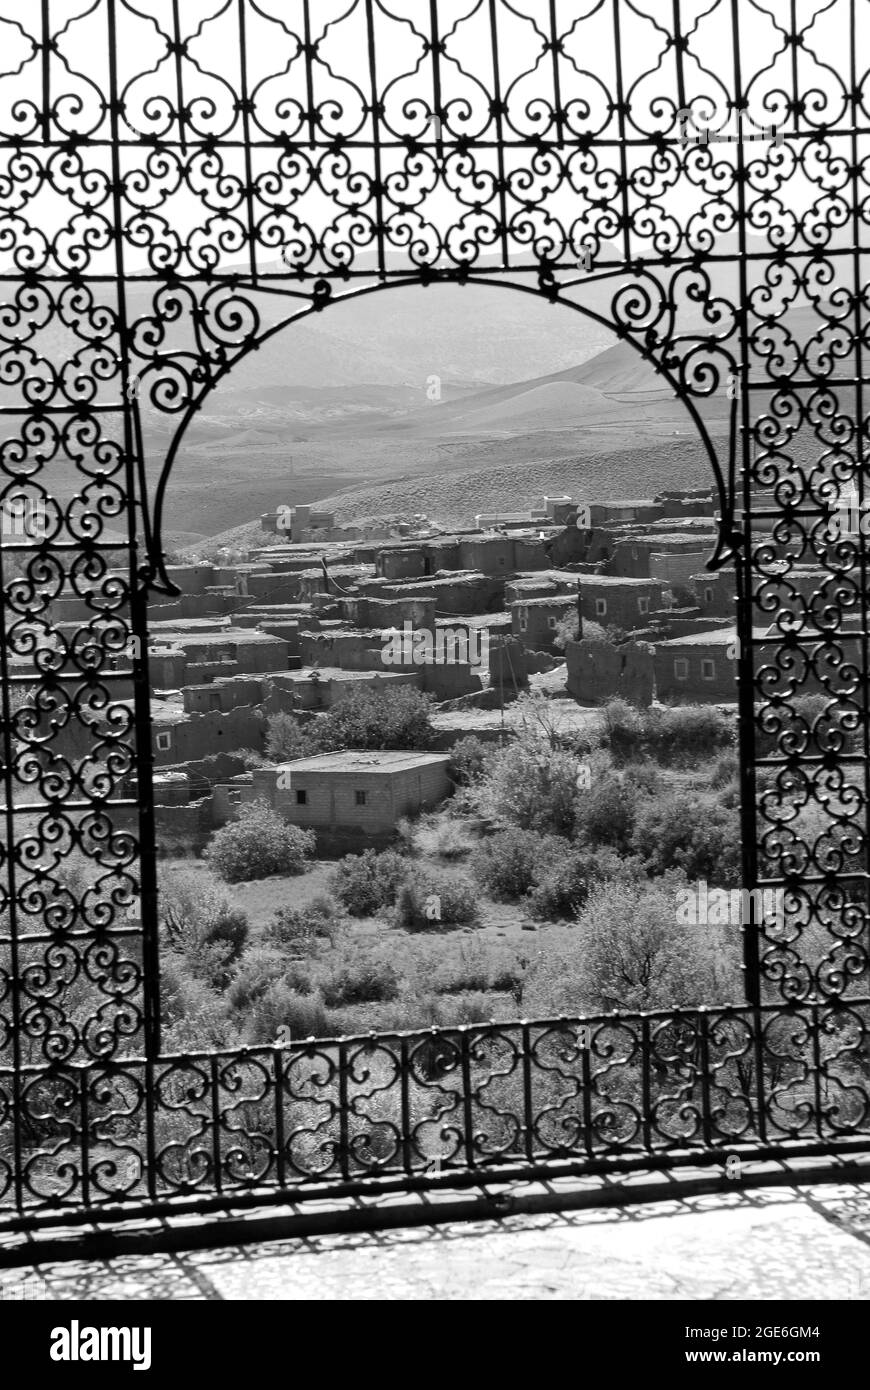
xmin=2 ymin=999 xmax=869 ymax=1227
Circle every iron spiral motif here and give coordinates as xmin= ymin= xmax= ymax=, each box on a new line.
xmin=0 ymin=0 xmax=869 ymax=1221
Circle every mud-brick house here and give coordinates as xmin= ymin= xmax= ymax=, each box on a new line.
xmin=691 ymin=569 xmax=735 ymax=619
xmin=249 ymin=749 xmax=451 ymax=850
xmin=579 ymin=577 xmax=665 ymax=629
xmin=588 ymin=499 xmax=662 ymax=526
xmin=653 ymin=629 xmax=738 ymax=703
xmin=511 ymin=594 xmax=578 ymax=653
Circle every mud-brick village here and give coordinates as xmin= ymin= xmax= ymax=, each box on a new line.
xmin=16 ymin=487 xmax=837 ymax=855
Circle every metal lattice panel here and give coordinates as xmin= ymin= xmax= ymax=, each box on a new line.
xmin=0 ymin=0 xmax=869 ymax=1223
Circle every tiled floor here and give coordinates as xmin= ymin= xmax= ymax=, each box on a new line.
xmin=4 ymin=1183 xmax=870 ymax=1300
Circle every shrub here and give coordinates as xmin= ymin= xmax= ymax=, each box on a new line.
xmin=246 ymin=982 xmax=329 ymax=1045
xmin=318 ymin=950 xmax=401 ymax=1007
xmin=651 ymin=705 xmax=734 ymax=762
xmin=394 ymin=871 xmax=479 ymax=929
xmin=524 ymin=846 xmax=642 ymax=920
xmin=600 ymin=698 xmax=646 ymax=761
xmin=265 ymin=894 xmax=340 ymax=949
xmin=227 ymin=946 xmax=290 ymax=1013
xmin=206 ymin=907 xmax=250 ymax=961
xmin=631 ymin=793 xmax=742 ymax=883
xmin=711 ymin=751 xmax=739 ymax=788
xmin=522 ymin=876 xmax=742 ymax=1014
xmin=601 ymin=700 xmax=733 ymax=766
xmin=433 ymin=820 xmax=474 ymax=860
xmin=158 ymin=869 xmax=249 ymax=986
xmin=471 ymin=828 xmax=560 ymax=900
xmin=447 ymin=735 xmax=492 ymax=785
xmin=317 ymin=685 xmax=435 ymax=751
xmin=476 ymin=734 xmax=586 ymax=836
xmin=204 ymin=800 xmax=316 ymax=882
xmin=574 ymin=770 xmax=637 ymax=853
xmin=330 ymin=849 xmax=409 ymax=917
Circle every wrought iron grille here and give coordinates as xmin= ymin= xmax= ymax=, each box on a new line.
xmin=1 ymin=0 xmax=870 ymax=1225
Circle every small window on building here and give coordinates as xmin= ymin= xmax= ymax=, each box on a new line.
xmin=674 ymin=659 xmax=689 ymax=681
xmin=228 ymin=789 xmax=241 ymax=804
xmin=705 ymin=588 xmax=713 ymax=604
xmin=296 ymin=789 xmax=307 ymax=805
xmin=355 ymin=790 xmax=367 ymax=806
xmin=595 ymin=598 xmax=607 ymax=618
xmin=638 ymin=596 xmax=649 ymax=615
xmin=701 ymin=658 xmax=716 ymax=681
xmin=519 ymin=609 xmax=528 ymax=631
xmin=547 ymin=615 xmax=557 ymax=629
xmin=156 ymin=731 xmax=171 ymax=751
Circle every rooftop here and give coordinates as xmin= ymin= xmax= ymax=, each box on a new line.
xmin=274 ymin=750 xmax=449 ymax=774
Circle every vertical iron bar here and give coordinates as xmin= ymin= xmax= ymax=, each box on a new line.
xmin=210 ymin=1054 xmax=222 ymax=1195
xmin=698 ymin=1010 xmax=713 ymax=1150
xmin=811 ymin=1002 xmax=824 ymax=1139
xmin=460 ymin=1029 xmax=474 ymax=1171
xmin=237 ymin=0 xmax=257 ymax=284
xmin=399 ymin=1036 xmax=412 ymax=1176
xmin=849 ymin=0 xmax=870 ymax=945
xmin=79 ymin=1068 xmax=90 ymax=1211
xmin=521 ymin=1022 xmax=534 ymax=1162
xmin=171 ymin=0 xmax=187 ymax=154
xmin=487 ymin=0 xmax=509 ymax=269
xmin=641 ymin=1016 xmax=652 ymax=1155
xmin=752 ymin=1003 xmax=768 ymax=1144
xmin=730 ymin=0 xmax=761 ymax=1008
xmin=273 ymin=1046 xmax=286 ymax=1189
xmin=581 ymin=1018 xmax=594 ymax=1158
xmin=611 ymin=0 xmax=632 ymax=272
xmin=338 ymin=1039 xmax=350 ymax=1180
xmin=144 ymin=1056 xmax=157 ymax=1202
xmin=364 ymin=0 xmax=386 ymax=279
xmin=107 ymin=0 xmax=161 ymax=1057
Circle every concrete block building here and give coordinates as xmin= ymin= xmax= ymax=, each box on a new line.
xmin=252 ymin=749 xmax=451 ymax=849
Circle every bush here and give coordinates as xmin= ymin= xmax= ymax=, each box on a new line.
xmin=475 ymin=733 xmax=587 ymax=836
xmin=206 ymin=907 xmax=250 ymax=960
xmin=631 ymin=793 xmax=742 ymax=883
xmin=652 ymin=705 xmax=734 ymax=762
xmin=394 ymin=871 xmax=479 ymax=929
xmin=447 ymin=735 xmax=492 ymax=785
xmin=227 ymin=946 xmax=289 ymax=1013
xmin=471 ymin=828 xmax=560 ymax=900
xmin=318 ymin=950 xmax=401 ymax=1007
xmin=246 ymin=982 xmax=329 ymax=1045
xmin=330 ymin=848 xmax=409 ymax=917
xmin=522 ymin=876 xmax=742 ymax=1014
xmin=600 ymin=698 xmax=646 ymax=761
xmin=601 ymin=699 xmax=733 ymax=766
xmin=574 ymin=771 xmax=637 ymax=853
xmin=204 ymin=800 xmax=316 ymax=882
xmin=317 ymin=685 xmax=435 ymax=751
xmin=432 ymin=820 xmax=474 ymax=860
xmin=524 ymin=846 xmax=642 ymax=920
xmin=265 ymin=893 xmax=340 ymax=949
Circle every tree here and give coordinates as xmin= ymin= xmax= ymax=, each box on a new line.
xmin=631 ymin=793 xmax=742 ymax=883
xmin=317 ymin=685 xmax=435 ymax=751
xmin=522 ymin=877 xmax=741 ymax=1014
xmin=265 ymin=710 xmax=317 ymax=762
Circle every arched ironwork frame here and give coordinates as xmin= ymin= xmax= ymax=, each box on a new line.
xmin=1 ymin=0 xmax=869 ymax=1226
